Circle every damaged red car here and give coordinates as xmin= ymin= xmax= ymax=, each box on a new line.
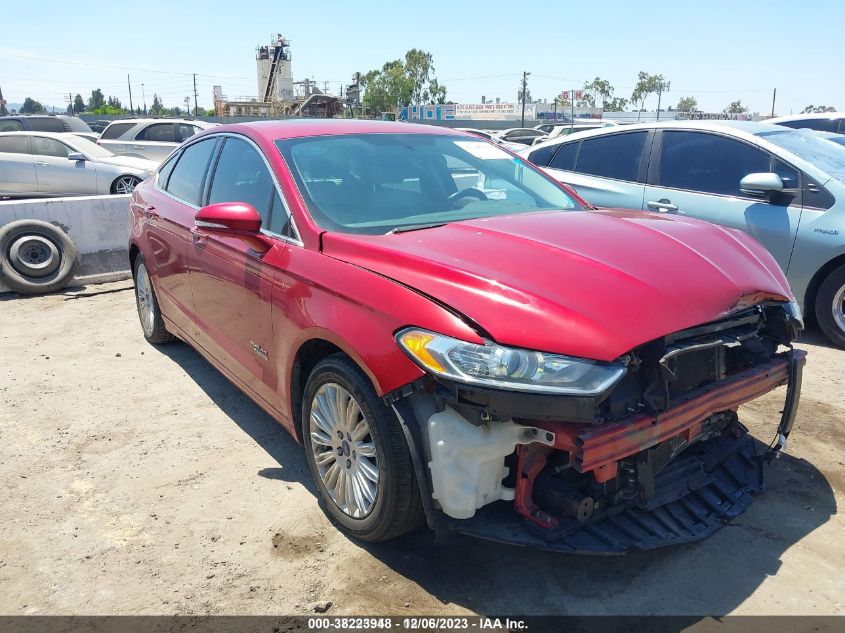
xmin=129 ymin=120 xmax=805 ymax=553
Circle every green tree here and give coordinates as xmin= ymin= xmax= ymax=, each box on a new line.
xmin=106 ymin=96 xmax=123 ymax=110
xmin=362 ymin=49 xmax=447 ymax=114
xmin=20 ymin=97 xmax=46 ymax=114
xmin=582 ymin=77 xmax=614 ymax=108
xmin=150 ymin=93 xmax=163 ymax=116
xmin=88 ymin=89 xmax=105 ymax=111
xmin=73 ymin=94 xmax=85 ymax=114
xmin=631 ymin=72 xmax=669 ymax=111
xmin=724 ymin=100 xmax=749 ymax=114
xmin=677 ymin=96 xmax=698 ymax=112
xmin=603 ymin=97 xmax=628 ymax=112
xmin=802 ymin=104 xmax=836 ymax=113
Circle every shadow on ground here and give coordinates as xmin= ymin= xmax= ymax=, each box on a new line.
xmin=155 ymin=340 xmax=837 ymax=616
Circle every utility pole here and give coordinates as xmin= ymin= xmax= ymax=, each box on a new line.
xmin=771 ymin=88 xmax=777 ymax=118
xmin=127 ymin=74 xmax=134 ymax=112
xmin=520 ymin=71 xmax=530 ymax=127
xmin=656 ymin=80 xmax=670 ymax=121
xmin=141 ymin=83 xmax=147 ymax=116
xmin=193 ymin=74 xmax=198 ymax=116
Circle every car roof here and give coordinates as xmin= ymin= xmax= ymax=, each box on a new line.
xmin=522 ymin=119 xmax=786 ymax=152
xmin=204 ymin=119 xmax=468 ymax=141
xmin=769 ymin=112 xmax=844 ymax=123
xmin=103 ymin=118 xmax=212 ymax=127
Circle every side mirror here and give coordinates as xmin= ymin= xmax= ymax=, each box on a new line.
xmin=740 ymin=172 xmax=784 ymax=196
xmin=196 ymin=202 xmax=262 ymax=233
xmin=194 ymin=202 xmax=270 ymax=253
xmin=67 ymin=152 xmax=86 ymax=161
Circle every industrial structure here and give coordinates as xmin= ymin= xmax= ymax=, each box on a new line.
xmin=213 ymin=34 xmax=340 ymax=118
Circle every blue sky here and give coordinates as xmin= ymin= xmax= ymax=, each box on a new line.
xmin=1 ymin=0 xmax=842 ymax=115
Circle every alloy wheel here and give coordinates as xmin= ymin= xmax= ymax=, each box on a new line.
xmin=135 ymin=262 xmax=155 ymax=337
xmin=309 ymin=383 xmax=379 ymax=518
xmin=833 ymin=283 xmax=845 ymax=334
xmin=114 ymin=176 xmax=141 ymax=195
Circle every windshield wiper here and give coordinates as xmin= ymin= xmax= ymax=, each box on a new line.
xmin=387 ymin=222 xmax=447 ymax=234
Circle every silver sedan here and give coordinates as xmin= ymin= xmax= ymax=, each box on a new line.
xmin=0 ymin=131 xmax=157 ymax=198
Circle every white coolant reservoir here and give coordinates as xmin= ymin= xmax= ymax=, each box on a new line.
xmin=427 ymin=407 xmax=555 ymax=520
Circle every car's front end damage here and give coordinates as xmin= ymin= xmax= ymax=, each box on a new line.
xmin=387 ymin=301 xmax=805 ymax=554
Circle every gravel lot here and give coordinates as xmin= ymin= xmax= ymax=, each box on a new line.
xmin=1 ymin=281 xmax=843 ymax=616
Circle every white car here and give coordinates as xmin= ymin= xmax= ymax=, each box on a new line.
xmin=768 ymin=112 xmax=845 ymax=134
xmin=97 ymin=118 xmax=215 ymax=162
xmin=0 ymin=131 xmax=157 ymax=198
xmin=530 ymin=122 xmax=619 ymax=145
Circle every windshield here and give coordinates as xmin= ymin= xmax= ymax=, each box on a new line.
xmin=276 ymin=133 xmax=580 ymax=235
xmin=65 ymin=135 xmax=115 ymax=158
xmin=756 ymin=128 xmax=845 ymax=182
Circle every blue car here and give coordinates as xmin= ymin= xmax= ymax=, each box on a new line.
xmin=521 ymin=121 xmax=845 ymax=346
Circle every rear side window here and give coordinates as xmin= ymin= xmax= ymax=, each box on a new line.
xmin=527 ymin=143 xmax=559 ymax=167
xmin=549 ymin=142 xmax=579 ymax=171
xmin=27 ymin=118 xmax=66 ymax=133
xmin=156 ymin=151 xmax=180 ymax=189
xmin=137 ymin=123 xmax=176 ymax=142
xmin=778 ymin=118 xmax=837 ymax=133
xmin=165 ymin=138 xmax=217 ymax=205
xmin=208 ymin=137 xmax=280 ymax=229
xmin=0 ymin=136 xmax=30 ymax=153
xmin=100 ymin=122 xmax=135 ymax=140
xmin=0 ymin=120 xmax=24 ymax=132
xmin=575 ymin=132 xmax=647 ymax=181
xmin=658 ymin=131 xmax=770 ymax=197
xmin=177 ymin=123 xmax=201 ymax=142
xmin=31 ymin=137 xmax=71 ymax=157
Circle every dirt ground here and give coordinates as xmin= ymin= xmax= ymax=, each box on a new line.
xmin=1 ymin=280 xmax=843 ymax=616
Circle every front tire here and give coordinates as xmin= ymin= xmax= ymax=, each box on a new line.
xmin=133 ymin=254 xmax=174 ymax=344
xmin=815 ymin=264 xmax=845 ymax=348
xmin=302 ymin=354 xmax=423 ymax=542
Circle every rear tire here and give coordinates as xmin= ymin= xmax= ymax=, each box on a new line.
xmin=133 ymin=254 xmax=174 ymax=344
xmin=302 ymin=354 xmax=423 ymax=542
xmin=815 ymin=264 xmax=845 ymax=348
xmin=111 ymin=175 xmax=141 ymax=195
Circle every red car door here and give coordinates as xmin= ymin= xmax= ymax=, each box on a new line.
xmin=187 ymin=135 xmax=287 ymax=414
xmin=139 ymin=137 xmax=219 ymax=338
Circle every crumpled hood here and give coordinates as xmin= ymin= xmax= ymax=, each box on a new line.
xmin=321 ymin=210 xmax=793 ymax=361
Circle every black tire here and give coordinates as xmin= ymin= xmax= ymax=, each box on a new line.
xmin=132 ymin=254 xmax=175 ymax=344
xmin=0 ymin=219 xmax=78 ymax=295
xmin=815 ymin=264 xmax=845 ymax=347
xmin=302 ymin=354 xmax=423 ymax=542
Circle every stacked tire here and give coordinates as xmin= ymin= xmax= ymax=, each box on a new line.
xmin=0 ymin=220 xmax=78 ymax=295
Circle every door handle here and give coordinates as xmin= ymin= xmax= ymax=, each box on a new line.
xmin=646 ymin=199 xmax=679 ymax=213
xmin=36 ymin=161 xmax=49 ymax=166
xmin=132 ymin=145 xmax=145 ymax=150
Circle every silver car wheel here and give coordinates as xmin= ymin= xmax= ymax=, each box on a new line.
xmin=135 ymin=262 xmax=155 ymax=337
xmin=833 ymin=283 xmax=845 ymax=334
xmin=309 ymin=383 xmax=379 ymax=518
xmin=114 ymin=176 xmax=140 ymax=195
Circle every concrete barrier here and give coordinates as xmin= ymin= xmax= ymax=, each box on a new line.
xmin=0 ymin=195 xmax=131 ymax=293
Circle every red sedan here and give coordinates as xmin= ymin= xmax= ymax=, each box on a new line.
xmin=129 ymin=120 xmax=805 ymax=553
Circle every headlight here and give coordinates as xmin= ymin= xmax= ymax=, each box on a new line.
xmin=786 ymin=300 xmax=804 ymax=328
xmin=396 ymin=328 xmax=627 ymax=395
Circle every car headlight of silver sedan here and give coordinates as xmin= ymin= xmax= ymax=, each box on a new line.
xmin=396 ymin=328 xmax=627 ymax=395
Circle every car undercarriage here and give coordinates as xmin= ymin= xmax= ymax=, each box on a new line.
xmin=389 ymin=302 xmax=805 ymax=554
